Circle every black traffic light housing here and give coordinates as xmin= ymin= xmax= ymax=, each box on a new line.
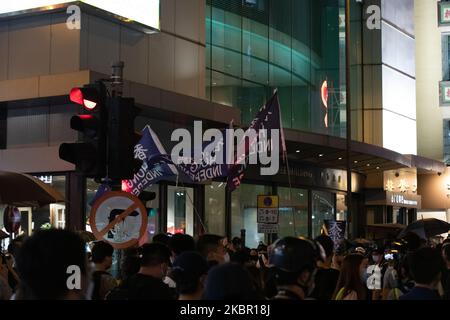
xmin=59 ymin=82 xmax=107 ymax=178
xmin=107 ymin=97 xmax=140 ymax=180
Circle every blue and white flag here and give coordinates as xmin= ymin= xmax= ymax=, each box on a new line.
xmin=123 ymin=125 xmax=178 ymax=196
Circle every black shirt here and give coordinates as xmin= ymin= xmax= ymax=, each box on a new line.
xmin=111 ymin=273 xmax=175 ymax=300
xmin=442 ymin=268 xmax=450 ymax=300
xmin=311 ymin=268 xmax=340 ymax=300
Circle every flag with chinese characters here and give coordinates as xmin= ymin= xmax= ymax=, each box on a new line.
xmin=123 ymin=125 xmax=178 ymax=196
xmin=227 ymin=91 xmax=286 ymax=192
xmin=324 ymin=220 xmax=347 ymax=251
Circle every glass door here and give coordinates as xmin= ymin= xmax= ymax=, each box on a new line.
xmin=311 ymin=191 xmax=336 ymax=238
xmin=167 ymin=186 xmax=194 ymax=236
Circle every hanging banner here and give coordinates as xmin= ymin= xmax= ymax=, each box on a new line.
xmin=323 ymin=220 xmax=346 ymax=250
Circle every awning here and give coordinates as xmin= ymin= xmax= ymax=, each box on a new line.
xmin=284 ymin=129 xmax=446 ymax=175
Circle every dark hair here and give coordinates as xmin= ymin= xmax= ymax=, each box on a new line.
xmin=408 ymin=247 xmax=445 ymax=285
xmin=197 ymin=234 xmax=223 ymax=258
xmin=15 ymin=229 xmax=86 ymax=300
xmin=168 ymin=233 xmax=195 ymax=256
xmin=121 ymin=247 xmax=140 ymax=280
xmin=140 ymin=243 xmax=171 ymax=267
xmin=152 ymin=233 xmax=170 ymax=246
xmin=443 ymin=243 xmax=450 ymax=262
xmin=232 ymin=237 xmax=242 ymax=247
xmin=333 ymin=254 xmax=366 ymax=300
xmin=315 ymin=235 xmax=334 ymax=258
xmin=91 ymin=241 xmax=114 ymax=263
xmin=171 ymin=251 xmax=208 ymax=295
xmin=203 ymin=263 xmax=259 ymax=300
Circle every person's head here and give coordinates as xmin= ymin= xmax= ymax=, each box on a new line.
xmin=171 ymin=251 xmax=208 ymax=298
xmin=168 ymin=233 xmax=195 ymax=258
xmin=152 ymin=233 xmax=170 ymax=246
xmin=315 ymin=235 xmax=334 ymax=262
xmin=203 ymin=263 xmax=259 ymax=300
xmin=15 ymin=229 xmax=88 ymax=300
xmin=91 ymin=241 xmax=114 ymax=270
xmin=371 ymin=248 xmax=384 ymax=264
xmin=403 ymin=232 xmax=422 ymax=252
xmin=270 ymin=237 xmax=324 ymax=298
xmin=197 ymin=234 xmax=228 ymax=264
xmin=408 ymin=247 xmax=445 ymax=287
xmin=231 ymin=237 xmax=242 ymax=252
xmin=139 ymin=243 xmax=172 ymax=279
xmin=333 ymin=253 xmax=367 ymax=300
xmin=442 ymin=243 xmax=450 ymax=267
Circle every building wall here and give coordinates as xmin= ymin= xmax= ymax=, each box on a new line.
xmin=0 ymin=0 xmax=206 ymax=98
xmin=415 ymin=0 xmax=444 ymax=161
xmin=362 ymin=0 xmax=417 ymax=155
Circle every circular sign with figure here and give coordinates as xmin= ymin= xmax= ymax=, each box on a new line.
xmin=3 ymin=206 xmax=21 ymax=234
xmin=89 ymin=191 xmax=148 ymax=249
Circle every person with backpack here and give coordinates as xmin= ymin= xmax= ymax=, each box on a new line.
xmin=90 ymin=241 xmax=117 ymax=300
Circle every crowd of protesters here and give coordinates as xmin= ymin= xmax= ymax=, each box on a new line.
xmin=0 ymin=228 xmax=449 ymax=300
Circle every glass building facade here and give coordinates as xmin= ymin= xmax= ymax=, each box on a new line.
xmin=206 ymin=0 xmax=362 ymax=139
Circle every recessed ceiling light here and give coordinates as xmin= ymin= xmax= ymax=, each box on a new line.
xmin=367 ymin=164 xmax=371 ymax=167
xmin=319 ymin=154 xmax=324 ymax=157
xmin=338 ymin=157 xmax=343 ymax=160
xmin=354 ymin=160 xmax=358 ymax=164
xmin=376 ymin=167 xmax=380 ymax=170
xmin=296 ymin=150 xmax=300 ymax=153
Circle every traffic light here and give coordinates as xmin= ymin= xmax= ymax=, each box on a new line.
xmin=107 ymin=97 xmax=140 ymax=180
xmin=59 ymin=82 xmax=107 ymax=178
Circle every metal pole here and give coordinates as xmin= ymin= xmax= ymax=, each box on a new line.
xmin=345 ymin=0 xmax=353 ymax=238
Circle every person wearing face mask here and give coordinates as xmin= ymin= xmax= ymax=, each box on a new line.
xmin=196 ymin=234 xmax=229 ymax=269
xmin=400 ymin=247 xmax=445 ymax=300
xmin=108 ymin=243 xmax=175 ymax=300
xmin=333 ymin=253 xmax=368 ymax=300
xmin=271 ymin=237 xmax=325 ymax=300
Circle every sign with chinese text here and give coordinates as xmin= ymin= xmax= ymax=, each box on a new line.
xmin=257 ymin=195 xmax=279 ymax=234
xmin=323 ymin=220 xmax=346 ymax=251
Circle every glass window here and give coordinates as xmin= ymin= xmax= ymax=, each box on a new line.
xmin=277 ymin=187 xmax=308 ymax=238
xmin=311 ymin=190 xmax=335 ymax=238
xmin=16 ymin=175 xmax=66 ymax=235
xmin=167 ymin=186 xmax=194 ymax=236
xmin=231 ymin=183 xmax=271 ymax=248
xmin=204 ymin=182 xmax=226 ymax=236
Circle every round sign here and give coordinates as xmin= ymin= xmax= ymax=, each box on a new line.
xmin=3 ymin=206 xmax=21 ymax=234
xmin=89 ymin=191 xmax=148 ymax=249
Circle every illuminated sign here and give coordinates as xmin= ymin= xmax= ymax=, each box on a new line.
xmin=0 ymin=0 xmax=160 ymax=30
xmin=439 ymin=2 xmax=450 ymax=25
xmin=386 ymin=192 xmax=421 ymax=209
xmin=35 ymin=175 xmax=53 ymax=184
xmin=321 ymin=80 xmax=328 ymax=128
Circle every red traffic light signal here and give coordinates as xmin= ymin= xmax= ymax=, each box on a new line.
xmin=70 ymin=86 xmax=101 ymax=111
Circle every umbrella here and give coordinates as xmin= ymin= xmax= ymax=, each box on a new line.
xmin=0 ymin=171 xmax=64 ymax=207
xmin=398 ymin=218 xmax=450 ymax=239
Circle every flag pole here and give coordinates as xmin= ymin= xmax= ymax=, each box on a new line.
xmin=274 ymin=89 xmax=297 ymax=237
